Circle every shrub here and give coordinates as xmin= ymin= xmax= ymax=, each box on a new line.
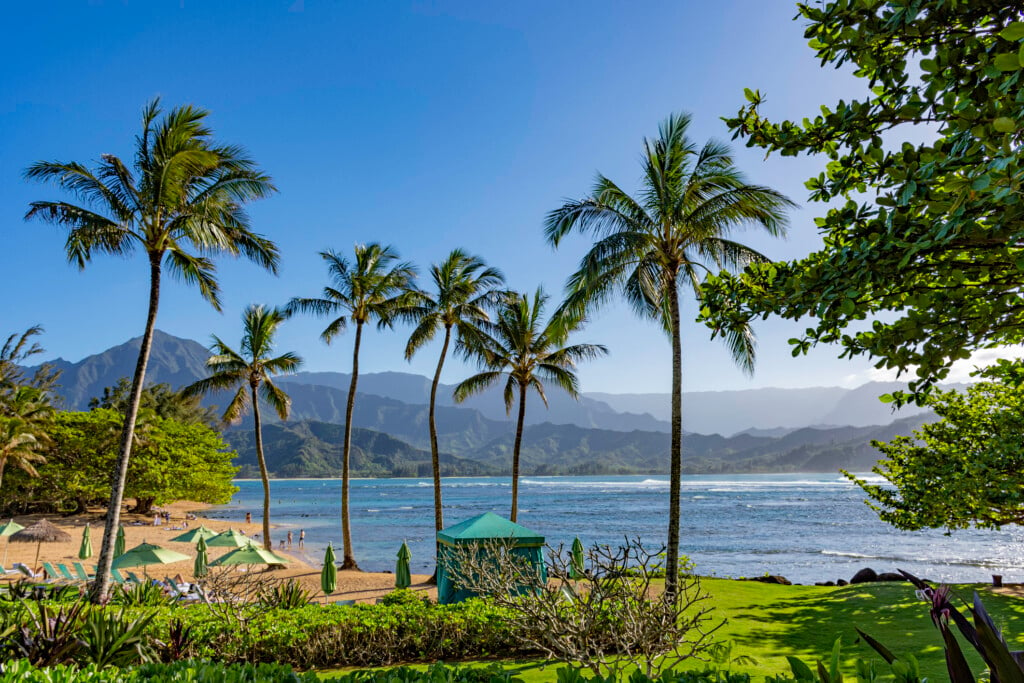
xmin=78 ymin=607 xmax=158 ymax=668
xmin=259 ymin=579 xmax=312 ymax=610
xmin=0 ymin=659 xmax=319 ymax=682
xmin=113 ymin=583 xmax=172 ymax=608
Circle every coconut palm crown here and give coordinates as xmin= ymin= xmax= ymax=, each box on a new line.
xmin=543 ymin=112 xmax=793 ymax=596
xmin=184 ymin=305 xmax=301 ymax=551
xmin=286 ymin=243 xmax=418 ymax=569
xmin=23 ymin=98 xmax=278 ymax=601
xmin=454 ymin=288 xmax=607 ymax=522
xmin=404 ymin=249 xmax=505 ymax=536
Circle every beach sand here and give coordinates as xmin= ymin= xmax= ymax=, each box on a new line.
xmin=0 ymin=501 xmax=435 ymax=603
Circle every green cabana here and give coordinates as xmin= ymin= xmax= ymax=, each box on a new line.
xmin=436 ymin=512 xmax=546 ymax=605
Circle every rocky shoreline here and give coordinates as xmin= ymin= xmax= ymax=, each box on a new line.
xmin=742 ymin=567 xmax=925 ymax=587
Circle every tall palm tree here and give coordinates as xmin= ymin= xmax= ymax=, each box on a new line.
xmin=184 ymin=305 xmax=301 ymax=551
xmin=404 ymin=249 xmax=505 ymax=536
xmin=24 ymin=98 xmax=278 ymax=600
xmin=454 ymin=288 xmax=606 ymax=522
xmin=544 ymin=113 xmax=793 ymax=596
xmin=287 ymin=244 xmax=417 ymax=569
xmin=0 ymin=386 xmax=53 ymax=490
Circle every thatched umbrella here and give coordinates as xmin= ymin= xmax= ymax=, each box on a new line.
xmin=10 ymin=519 xmax=72 ymax=568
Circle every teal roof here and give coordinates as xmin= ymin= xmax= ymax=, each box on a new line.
xmin=437 ymin=512 xmax=544 ymax=545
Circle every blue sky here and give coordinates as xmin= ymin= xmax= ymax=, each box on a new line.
xmin=0 ymin=1 xmax=961 ymax=394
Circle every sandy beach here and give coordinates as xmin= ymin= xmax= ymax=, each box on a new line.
xmin=0 ymin=501 xmax=435 ymax=603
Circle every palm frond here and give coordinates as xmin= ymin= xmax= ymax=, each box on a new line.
xmin=452 ymin=371 xmax=504 ymax=404
xmin=260 ymin=379 xmax=292 ymax=421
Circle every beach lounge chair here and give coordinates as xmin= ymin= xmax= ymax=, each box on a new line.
xmin=13 ymin=563 xmax=41 ymax=579
xmin=0 ymin=564 xmax=19 ymax=575
xmin=110 ymin=569 xmax=128 ymax=585
xmin=42 ymin=563 xmax=68 ymax=582
xmin=72 ymin=562 xmax=94 ymax=581
xmin=56 ymin=564 xmax=77 ymax=581
xmin=126 ymin=571 xmax=144 ymax=585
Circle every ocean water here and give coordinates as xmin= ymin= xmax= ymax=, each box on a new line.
xmin=203 ymin=474 xmax=1024 ymax=584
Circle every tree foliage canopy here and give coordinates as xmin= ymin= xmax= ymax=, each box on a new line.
xmin=700 ymin=1 xmax=1024 ymax=404
xmin=847 ymin=361 xmax=1024 ymax=531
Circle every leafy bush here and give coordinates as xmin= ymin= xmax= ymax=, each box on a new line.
xmin=3 ymin=601 xmax=86 ymax=666
xmin=333 ymin=663 xmax=757 ymax=682
xmin=78 ymin=607 xmax=158 ymax=668
xmin=113 ymin=582 xmax=172 ymax=608
xmin=0 ymin=659 xmax=319 ymax=682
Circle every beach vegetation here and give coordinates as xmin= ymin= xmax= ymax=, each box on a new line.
xmin=184 ymin=304 xmax=303 ymax=550
xmin=403 ymin=249 xmax=505 ymax=543
xmin=23 ymin=97 xmax=279 ymax=601
xmin=847 ymin=361 xmax=1024 ymax=532
xmin=453 ymin=289 xmax=607 ymax=522
xmin=259 ymin=579 xmax=313 ymax=610
xmin=286 ymin=244 xmax=419 ymax=570
xmin=545 ymin=113 xmax=792 ymax=596
xmin=0 ymin=409 xmax=237 ymax=516
xmin=700 ymin=1 xmax=1024 ymax=407
xmin=90 ymin=379 xmax=218 ymax=429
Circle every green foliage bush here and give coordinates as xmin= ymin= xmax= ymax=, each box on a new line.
xmin=0 ymin=659 xmax=318 ymax=682
xmin=331 ymin=663 xmax=759 ymax=682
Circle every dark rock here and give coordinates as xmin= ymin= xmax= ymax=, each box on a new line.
xmin=876 ymin=572 xmax=906 ymax=582
xmin=744 ymin=575 xmax=792 ymax=585
xmin=837 ymin=579 xmax=848 ymax=586
xmin=850 ymin=568 xmax=878 ymax=584
xmin=815 ymin=581 xmax=836 ymax=586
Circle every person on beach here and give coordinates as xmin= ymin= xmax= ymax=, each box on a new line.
xmin=298 ymin=530 xmax=305 ymax=548
xmin=279 ymin=539 xmax=286 ymax=551
xmin=245 ymin=512 xmax=252 ymax=524
xmin=287 ymin=531 xmax=293 ymax=547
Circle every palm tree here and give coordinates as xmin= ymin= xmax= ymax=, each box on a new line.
xmin=454 ymin=288 xmax=606 ymax=522
xmin=404 ymin=249 xmax=505 ymax=536
xmin=0 ymin=386 xmax=53 ymax=490
xmin=24 ymin=98 xmax=278 ymax=600
xmin=544 ymin=113 xmax=793 ymax=596
xmin=184 ymin=305 xmax=301 ymax=551
xmin=286 ymin=244 xmax=417 ymax=569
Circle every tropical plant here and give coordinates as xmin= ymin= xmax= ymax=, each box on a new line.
xmin=259 ymin=579 xmax=312 ymax=610
xmin=90 ymin=379 xmax=217 ymax=428
xmin=3 ymin=602 xmax=86 ymax=667
xmin=544 ymin=113 xmax=792 ymax=595
xmin=453 ymin=288 xmax=606 ymax=521
xmin=111 ymin=582 xmax=171 ymax=608
xmin=184 ymin=305 xmax=301 ymax=550
xmin=24 ymin=98 xmax=278 ymax=600
xmin=0 ymin=386 xmax=53 ymax=490
xmin=286 ymin=244 xmax=418 ymax=569
xmin=78 ymin=607 xmax=157 ymax=669
xmin=404 ymin=249 xmax=505 ymax=537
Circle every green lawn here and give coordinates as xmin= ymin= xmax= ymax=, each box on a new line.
xmin=319 ymin=579 xmax=1024 ymax=681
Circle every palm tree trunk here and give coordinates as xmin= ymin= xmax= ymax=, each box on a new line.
xmin=340 ymin=322 xmax=362 ymax=570
xmin=429 ymin=327 xmax=451 ymax=533
xmin=665 ymin=277 xmax=683 ymax=599
xmin=251 ymin=384 xmax=273 ymax=551
xmin=510 ymin=382 xmax=527 ymax=523
xmin=92 ymin=253 xmax=162 ymax=603
xmin=0 ymin=458 xmax=6 ymax=491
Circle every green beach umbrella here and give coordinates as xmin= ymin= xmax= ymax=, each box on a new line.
xmin=78 ymin=524 xmax=93 ymax=560
xmin=112 ymin=542 xmax=191 ymax=573
xmin=569 ymin=536 xmax=585 ymax=580
xmin=209 ymin=542 xmax=290 ymax=567
xmin=114 ymin=525 xmax=126 ymax=558
xmin=194 ymin=536 xmax=209 ymax=578
xmin=395 ymin=542 xmax=411 ymax=589
xmin=0 ymin=519 xmax=25 ymax=565
xmin=321 ymin=543 xmax=337 ymax=600
xmin=206 ymin=529 xmax=250 ymax=548
xmin=169 ymin=526 xmax=219 ymax=544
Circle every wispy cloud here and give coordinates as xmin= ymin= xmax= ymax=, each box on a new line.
xmin=840 ymin=346 xmax=1024 ymax=388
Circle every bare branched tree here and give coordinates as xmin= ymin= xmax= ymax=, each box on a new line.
xmin=442 ymin=537 xmax=720 ymax=678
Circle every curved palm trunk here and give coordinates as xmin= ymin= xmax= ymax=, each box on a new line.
xmin=0 ymin=458 xmax=6 ymax=491
xmin=251 ymin=384 xmax=273 ymax=551
xmin=665 ymin=277 xmax=683 ymax=599
xmin=510 ymin=382 xmax=527 ymax=523
xmin=426 ymin=326 xmax=451 ymax=584
xmin=92 ymin=254 xmax=161 ymax=602
xmin=340 ymin=322 xmax=362 ymax=570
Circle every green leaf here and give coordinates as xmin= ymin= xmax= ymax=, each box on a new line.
xmin=993 ymin=117 xmax=1016 ymax=133
xmin=993 ymin=53 xmax=1022 ymax=71
xmin=999 ymin=22 xmax=1024 ymax=42
xmin=787 ymin=656 xmax=816 ymax=681
xmin=744 ymin=88 xmax=757 ymax=103
xmin=920 ymin=59 xmax=938 ymax=72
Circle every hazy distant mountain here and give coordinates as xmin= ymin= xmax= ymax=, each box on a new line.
xmin=33 ymin=330 xmax=212 ymax=410
xmin=35 ymin=329 xmax=942 ymax=438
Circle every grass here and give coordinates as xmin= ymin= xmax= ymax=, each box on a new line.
xmin=318 ymin=579 xmax=1024 ymax=681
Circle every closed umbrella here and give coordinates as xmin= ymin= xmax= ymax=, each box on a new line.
xmin=194 ymin=536 xmax=208 ymax=578
xmin=395 ymin=542 xmax=411 ymax=589
xmin=114 ymin=525 xmax=126 ymax=558
xmin=0 ymin=519 xmax=25 ymax=565
xmin=112 ymin=541 xmax=191 ymax=576
xmin=321 ymin=543 xmax=337 ymax=601
xmin=10 ymin=519 xmax=71 ymax=568
xmin=209 ymin=542 xmax=290 ymax=567
xmin=169 ymin=526 xmax=218 ymax=544
xmin=78 ymin=524 xmax=93 ymax=560
xmin=569 ymin=536 xmax=585 ymax=580
xmin=206 ymin=529 xmax=250 ymax=548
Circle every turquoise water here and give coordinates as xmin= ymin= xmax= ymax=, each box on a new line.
xmin=204 ymin=474 xmax=1024 ymax=584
